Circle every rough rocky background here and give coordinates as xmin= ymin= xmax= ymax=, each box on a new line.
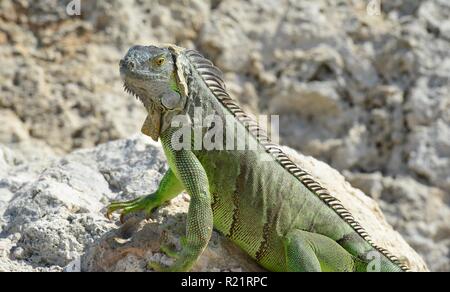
xmin=0 ymin=0 xmax=448 ymax=271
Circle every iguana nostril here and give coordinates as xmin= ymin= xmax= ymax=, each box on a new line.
xmin=128 ymin=60 xmax=136 ymax=69
xmin=121 ymin=58 xmax=136 ymax=70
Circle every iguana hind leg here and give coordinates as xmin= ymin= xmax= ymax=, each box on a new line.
xmin=284 ymin=230 xmax=356 ymax=272
xmin=106 ymin=168 xmax=184 ymax=222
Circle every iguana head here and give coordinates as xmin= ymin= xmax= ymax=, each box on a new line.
xmin=120 ymin=45 xmax=186 ymax=140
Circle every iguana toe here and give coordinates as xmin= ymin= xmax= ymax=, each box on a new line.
xmin=147 ymin=260 xmax=167 ymax=272
xmin=159 ymin=243 xmax=180 ymax=259
xmin=105 ymin=195 xmax=157 ymax=223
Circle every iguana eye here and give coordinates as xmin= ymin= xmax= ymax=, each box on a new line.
xmin=154 ymin=57 xmax=165 ymax=67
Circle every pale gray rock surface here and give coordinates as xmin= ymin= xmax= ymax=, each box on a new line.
xmin=0 ymin=0 xmax=448 ymax=271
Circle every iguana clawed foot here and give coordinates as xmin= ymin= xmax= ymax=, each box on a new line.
xmin=148 ymin=237 xmax=193 ymax=272
xmin=106 ymin=195 xmax=192 ymax=271
xmin=147 ymin=256 xmax=191 ymax=272
xmin=106 ymin=194 xmax=158 ymax=223
xmin=159 ymin=242 xmax=181 ymax=259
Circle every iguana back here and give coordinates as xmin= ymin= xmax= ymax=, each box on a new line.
xmin=183 ymin=49 xmax=409 ymax=272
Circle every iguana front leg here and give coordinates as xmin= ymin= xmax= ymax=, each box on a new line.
xmin=106 ymin=168 xmax=184 ymax=222
xmin=148 ymin=130 xmax=214 ymax=272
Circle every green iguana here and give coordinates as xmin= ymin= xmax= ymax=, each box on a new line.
xmin=106 ymin=44 xmax=410 ymax=272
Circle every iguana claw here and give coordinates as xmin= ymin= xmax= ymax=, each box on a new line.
xmin=147 ymin=260 xmax=191 ymax=272
xmin=147 ymin=237 xmax=191 ymax=271
xmin=105 ymin=195 xmax=158 ymax=223
xmin=147 ymin=260 xmax=168 ymax=272
xmin=159 ymin=243 xmax=180 ymax=259
xmin=147 ymin=246 xmax=176 ymax=271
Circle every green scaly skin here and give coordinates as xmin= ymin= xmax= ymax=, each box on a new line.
xmin=106 ymin=44 xmax=409 ymax=272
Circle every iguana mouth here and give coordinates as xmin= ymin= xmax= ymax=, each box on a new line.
xmin=122 ymin=70 xmax=169 ymax=82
